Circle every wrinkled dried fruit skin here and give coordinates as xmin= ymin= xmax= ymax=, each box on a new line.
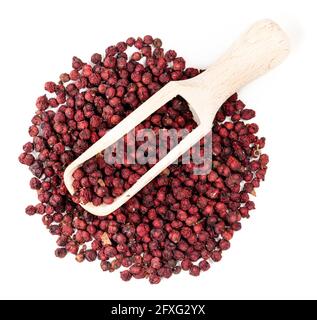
xmin=19 ymin=35 xmax=269 ymax=284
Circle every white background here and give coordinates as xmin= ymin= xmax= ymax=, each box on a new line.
xmin=0 ymin=0 xmax=316 ymax=300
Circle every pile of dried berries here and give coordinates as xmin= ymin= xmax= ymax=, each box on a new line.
xmin=19 ymin=35 xmax=269 ymax=284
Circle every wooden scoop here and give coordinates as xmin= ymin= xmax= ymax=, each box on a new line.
xmin=64 ymin=19 xmax=289 ymax=216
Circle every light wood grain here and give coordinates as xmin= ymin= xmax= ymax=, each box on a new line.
xmin=64 ymin=19 xmax=290 ymax=216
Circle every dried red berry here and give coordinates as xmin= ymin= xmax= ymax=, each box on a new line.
xmin=20 ymin=35 xmax=268 ymax=285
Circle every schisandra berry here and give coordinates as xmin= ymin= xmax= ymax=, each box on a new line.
xmin=19 ymin=35 xmax=269 ymax=284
